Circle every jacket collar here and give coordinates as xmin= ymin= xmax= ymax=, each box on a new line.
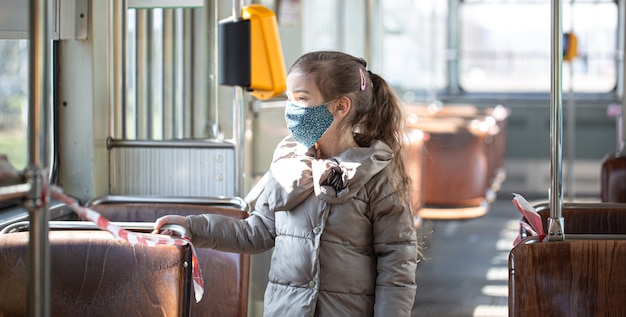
xmin=269 ymin=135 xmax=393 ymax=209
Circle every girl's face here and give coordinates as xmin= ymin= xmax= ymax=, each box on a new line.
xmin=284 ymin=70 xmax=342 ymax=149
xmin=285 ymin=71 xmax=326 ymax=108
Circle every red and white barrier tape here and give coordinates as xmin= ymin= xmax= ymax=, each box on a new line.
xmin=512 ymin=193 xmax=547 ymax=245
xmin=49 ymin=186 xmax=205 ymax=303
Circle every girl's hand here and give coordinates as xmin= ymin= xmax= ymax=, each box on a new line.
xmin=152 ymin=215 xmax=190 ymax=235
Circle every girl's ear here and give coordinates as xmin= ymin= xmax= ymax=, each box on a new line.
xmin=334 ymin=96 xmax=351 ymax=117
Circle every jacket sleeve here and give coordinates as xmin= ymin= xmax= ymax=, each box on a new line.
xmin=371 ymin=191 xmax=418 ymax=317
xmin=186 ymin=187 xmax=277 ymax=254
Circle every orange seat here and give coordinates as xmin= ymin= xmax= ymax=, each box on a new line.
xmin=404 ymin=104 xmax=507 ymax=209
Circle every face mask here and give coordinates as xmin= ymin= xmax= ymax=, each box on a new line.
xmin=285 ymin=102 xmax=334 ymax=148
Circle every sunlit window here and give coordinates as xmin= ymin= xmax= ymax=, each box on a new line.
xmin=380 ymin=0 xmax=448 ymax=99
xmin=0 ymin=39 xmax=28 ymax=170
xmin=460 ymin=0 xmax=617 ymax=93
xmin=123 ymin=7 xmax=213 ymax=141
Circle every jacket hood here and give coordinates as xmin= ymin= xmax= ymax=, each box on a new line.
xmin=268 ymin=136 xmax=393 ymax=210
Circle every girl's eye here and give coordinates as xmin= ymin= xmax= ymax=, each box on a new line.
xmin=287 ymin=93 xmax=302 ymax=100
xmin=289 ymin=95 xmax=305 ymax=103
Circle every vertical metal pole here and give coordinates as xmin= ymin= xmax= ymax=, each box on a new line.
xmin=337 ymin=2 xmax=345 ymax=51
xmin=192 ymin=7 xmax=207 ymax=139
xmin=174 ymin=9 xmax=185 ymax=139
xmin=136 ymin=10 xmax=148 ymax=139
xmin=427 ymin=0 xmax=438 ymax=103
xmin=28 ymin=0 xmax=48 ymax=168
xmin=27 ymin=0 xmax=50 ymax=315
xmin=207 ymin=0 xmax=219 ymax=139
xmin=183 ymin=9 xmax=193 ymax=138
xmin=548 ymin=0 xmax=565 ymax=241
xmin=367 ymin=0 xmax=382 ymax=71
xmin=112 ymin=0 xmax=127 ymax=140
xmin=565 ymin=0 xmax=575 ymax=200
xmin=233 ymin=0 xmax=244 ymax=196
xmin=447 ymin=0 xmax=460 ymax=96
xmin=565 ymin=62 xmax=575 ymax=200
xmin=364 ymin=0 xmax=372 ymax=64
xmin=146 ymin=10 xmax=154 ymax=139
xmin=234 ymin=89 xmax=245 ymax=196
xmin=232 ymin=0 xmax=242 ymax=20
xmin=163 ymin=9 xmax=174 ymax=139
xmin=617 ymin=0 xmax=626 ymax=152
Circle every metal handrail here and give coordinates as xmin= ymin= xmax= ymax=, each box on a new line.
xmin=566 ymin=234 xmax=626 ymax=240
xmin=534 ymin=201 xmax=626 ymax=212
xmin=85 ymin=194 xmax=250 ymax=212
xmin=520 ymin=234 xmax=626 ymax=245
xmin=1 ymin=220 xmax=187 ymax=237
xmin=0 ymin=183 xmax=31 ymax=202
xmin=107 ymin=138 xmax=236 ymax=149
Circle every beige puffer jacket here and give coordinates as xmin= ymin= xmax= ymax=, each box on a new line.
xmin=187 ymin=136 xmax=418 ymax=317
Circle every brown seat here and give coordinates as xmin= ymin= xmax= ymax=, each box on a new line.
xmin=512 ymin=203 xmax=626 ymax=315
xmin=0 ymin=230 xmax=191 ymax=317
xmin=532 ymin=202 xmax=626 ymax=235
xmin=509 ymin=239 xmax=626 ymax=316
xmin=487 ymin=106 xmax=509 ymax=184
xmin=405 ymin=103 xmax=509 ymax=191
xmin=403 ymin=129 xmax=426 ymax=215
xmin=411 ymin=117 xmax=491 ymax=207
xmin=87 ymin=198 xmax=250 ymax=317
xmin=601 ymin=151 xmax=626 ymax=202
xmin=404 ymin=103 xmax=507 ymax=209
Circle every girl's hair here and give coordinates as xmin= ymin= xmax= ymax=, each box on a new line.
xmin=289 ymin=51 xmax=412 ymax=206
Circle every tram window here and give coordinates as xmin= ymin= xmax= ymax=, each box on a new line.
xmin=459 ymin=0 xmax=617 ymax=93
xmin=0 ymin=39 xmax=28 ymax=170
xmin=300 ymin=0 xmax=368 ymax=58
xmin=379 ymin=0 xmax=448 ymax=97
xmin=126 ymin=8 xmax=167 ymax=140
xmin=123 ymin=7 xmax=215 ymax=141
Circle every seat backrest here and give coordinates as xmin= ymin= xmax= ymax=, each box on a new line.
xmin=0 ymin=230 xmax=190 ymax=317
xmin=601 ymin=152 xmax=626 ymax=202
xmin=88 ymin=200 xmax=250 ymax=317
xmin=420 ymin=121 xmax=490 ymax=207
xmin=404 ymin=129 xmax=425 ymax=214
xmin=534 ymin=203 xmax=626 ymax=235
xmin=509 ymin=239 xmax=626 ymax=316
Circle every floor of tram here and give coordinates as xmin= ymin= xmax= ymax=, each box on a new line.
xmin=411 ymin=197 xmax=525 ymax=317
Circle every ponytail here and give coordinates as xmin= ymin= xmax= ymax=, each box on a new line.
xmin=358 ymin=71 xmax=412 ymax=203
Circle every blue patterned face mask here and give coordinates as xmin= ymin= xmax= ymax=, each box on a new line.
xmin=285 ymin=102 xmax=334 ymax=148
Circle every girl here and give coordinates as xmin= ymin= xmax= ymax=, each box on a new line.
xmin=154 ymin=51 xmax=418 ymax=316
